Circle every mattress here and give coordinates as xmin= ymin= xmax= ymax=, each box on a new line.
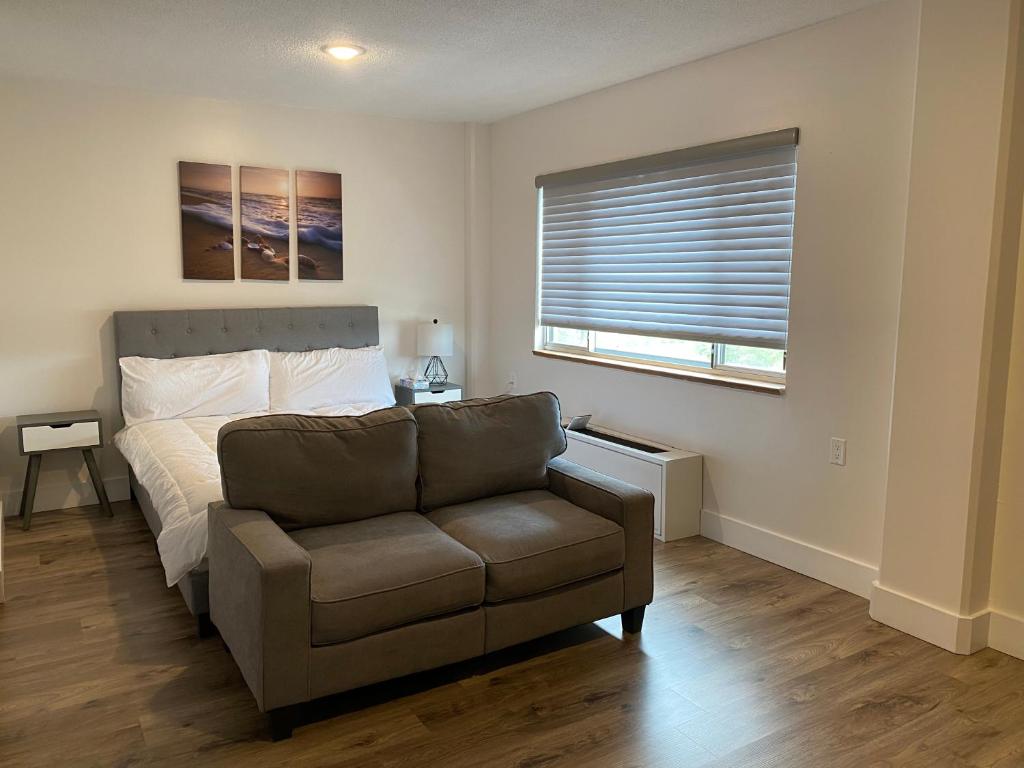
xmin=114 ymin=403 xmax=390 ymax=587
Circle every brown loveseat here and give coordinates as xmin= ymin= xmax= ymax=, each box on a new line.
xmin=208 ymin=392 xmax=654 ymax=739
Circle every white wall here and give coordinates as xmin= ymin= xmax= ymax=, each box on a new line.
xmin=990 ymin=226 xmax=1024 ymax=658
xmin=483 ymin=0 xmax=921 ymax=595
xmin=464 ymin=123 xmax=492 ymax=395
xmin=0 ymin=76 xmax=467 ymax=513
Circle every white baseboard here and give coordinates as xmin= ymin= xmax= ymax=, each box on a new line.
xmin=2 ymin=474 xmax=129 ymax=517
xmin=700 ymin=509 xmax=878 ymax=599
xmin=988 ymin=609 xmax=1024 ymax=660
xmin=869 ymin=582 xmax=990 ymax=655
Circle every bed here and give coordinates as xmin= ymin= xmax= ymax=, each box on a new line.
xmin=112 ymin=306 xmax=387 ymax=633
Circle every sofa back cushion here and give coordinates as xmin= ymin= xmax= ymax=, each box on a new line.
xmin=414 ymin=392 xmax=567 ymax=511
xmin=218 ymin=407 xmax=418 ymax=529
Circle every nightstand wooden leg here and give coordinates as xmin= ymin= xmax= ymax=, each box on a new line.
xmin=83 ymin=449 xmax=113 ymax=517
xmin=20 ymin=454 xmax=41 ymax=531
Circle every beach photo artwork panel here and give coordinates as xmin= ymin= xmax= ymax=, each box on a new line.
xmin=179 ymin=161 xmax=235 ymax=280
xmin=240 ymin=166 xmax=290 ymax=280
xmin=296 ymin=170 xmax=343 ymax=280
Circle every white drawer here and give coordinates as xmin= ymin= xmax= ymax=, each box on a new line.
xmin=21 ymin=421 xmax=100 ymax=453
xmin=414 ymin=389 xmax=462 ymax=404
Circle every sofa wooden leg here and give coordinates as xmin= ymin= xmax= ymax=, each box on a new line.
xmin=621 ymin=605 xmax=646 ymax=634
xmin=268 ymin=705 xmax=297 ymax=741
xmin=197 ymin=613 xmax=216 ymax=639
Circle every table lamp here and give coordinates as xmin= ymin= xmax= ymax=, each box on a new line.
xmin=417 ymin=319 xmax=454 ymax=386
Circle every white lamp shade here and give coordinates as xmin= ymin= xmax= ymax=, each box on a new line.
xmin=417 ymin=321 xmax=454 ymax=357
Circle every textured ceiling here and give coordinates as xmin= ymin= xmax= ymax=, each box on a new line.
xmin=0 ymin=0 xmax=883 ymax=122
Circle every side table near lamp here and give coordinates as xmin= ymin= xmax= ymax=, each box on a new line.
xmin=395 ymin=319 xmax=462 ymax=405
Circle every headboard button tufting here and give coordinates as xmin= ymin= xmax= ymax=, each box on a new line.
xmin=318 ymin=323 xmax=325 ymax=329
xmin=348 ymin=321 xmax=354 ymax=328
xmin=185 ymin=328 xmax=192 ymax=335
xmin=151 ymin=328 xmax=158 ymax=335
xmin=221 ymin=328 xmax=228 ymax=333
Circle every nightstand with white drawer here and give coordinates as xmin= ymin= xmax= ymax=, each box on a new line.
xmin=394 ymin=382 xmax=463 ymax=406
xmin=16 ymin=410 xmax=113 ymax=530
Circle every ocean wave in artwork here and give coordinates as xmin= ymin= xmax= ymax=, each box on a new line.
xmin=240 ymin=192 xmax=290 ymax=240
xmin=297 ymin=196 xmax=342 ymax=251
xmin=181 ymin=187 xmax=233 ymax=230
xmin=298 ymin=224 xmax=342 ymax=251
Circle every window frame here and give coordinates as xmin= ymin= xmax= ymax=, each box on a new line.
xmin=538 ymin=325 xmax=787 ymax=386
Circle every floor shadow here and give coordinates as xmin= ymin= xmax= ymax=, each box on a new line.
xmin=290 ymin=622 xmax=613 ymax=733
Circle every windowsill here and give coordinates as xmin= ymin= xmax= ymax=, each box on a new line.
xmin=532 ymin=348 xmax=786 ymax=395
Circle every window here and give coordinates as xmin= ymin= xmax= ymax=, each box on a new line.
xmin=543 ymin=327 xmax=785 ymax=377
xmin=535 ymin=129 xmax=797 ymax=387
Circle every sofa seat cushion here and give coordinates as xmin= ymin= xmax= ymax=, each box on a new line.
xmin=290 ymin=512 xmax=485 ymax=645
xmin=426 ymin=490 xmax=624 ymax=603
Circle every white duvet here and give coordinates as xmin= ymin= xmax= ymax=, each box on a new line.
xmin=114 ymin=403 xmax=390 ymax=587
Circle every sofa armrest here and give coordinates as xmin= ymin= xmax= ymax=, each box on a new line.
xmin=208 ymin=502 xmax=311 ymax=712
xmin=547 ymin=457 xmax=654 ymax=610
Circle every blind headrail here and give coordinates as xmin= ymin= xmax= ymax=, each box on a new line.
xmin=535 ymin=128 xmax=799 ymax=190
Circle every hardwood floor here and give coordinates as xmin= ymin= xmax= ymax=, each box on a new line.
xmin=2 ymin=502 xmax=1024 ymax=767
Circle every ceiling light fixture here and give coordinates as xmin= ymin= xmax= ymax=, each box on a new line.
xmin=324 ymin=44 xmax=366 ymax=61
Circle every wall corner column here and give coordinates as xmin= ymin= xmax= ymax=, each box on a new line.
xmin=872 ymin=0 xmax=1024 ymax=654
xmin=464 ymin=122 xmax=493 ymax=396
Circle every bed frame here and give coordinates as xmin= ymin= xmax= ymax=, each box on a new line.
xmin=112 ymin=306 xmax=381 ymax=635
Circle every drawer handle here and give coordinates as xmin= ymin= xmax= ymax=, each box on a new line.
xmin=49 ymin=423 xmax=74 ymax=429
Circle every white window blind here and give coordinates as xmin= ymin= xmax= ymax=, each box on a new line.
xmin=537 ymin=129 xmax=798 ymax=350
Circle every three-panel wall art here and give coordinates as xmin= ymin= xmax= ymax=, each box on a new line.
xmin=178 ymin=161 xmax=343 ymax=281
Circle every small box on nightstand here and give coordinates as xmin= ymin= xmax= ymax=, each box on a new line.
xmin=395 ymin=382 xmax=463 ymax=405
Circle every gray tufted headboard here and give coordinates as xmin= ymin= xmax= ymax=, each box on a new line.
xmin=113 ymin=305 xmax=380 ymax=413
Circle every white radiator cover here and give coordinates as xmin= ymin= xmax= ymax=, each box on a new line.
xmin=562 ymin=426 xmax=702 ymax=542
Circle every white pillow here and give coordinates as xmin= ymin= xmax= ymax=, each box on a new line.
xmin=120 ymin=349 xmax=270 ymax=426
xmin=269 ymin=346 xmax=396 ymax=412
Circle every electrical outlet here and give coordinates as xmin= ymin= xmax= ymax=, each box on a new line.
xmin=830 ymin=437 xmax=847 ymax=466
